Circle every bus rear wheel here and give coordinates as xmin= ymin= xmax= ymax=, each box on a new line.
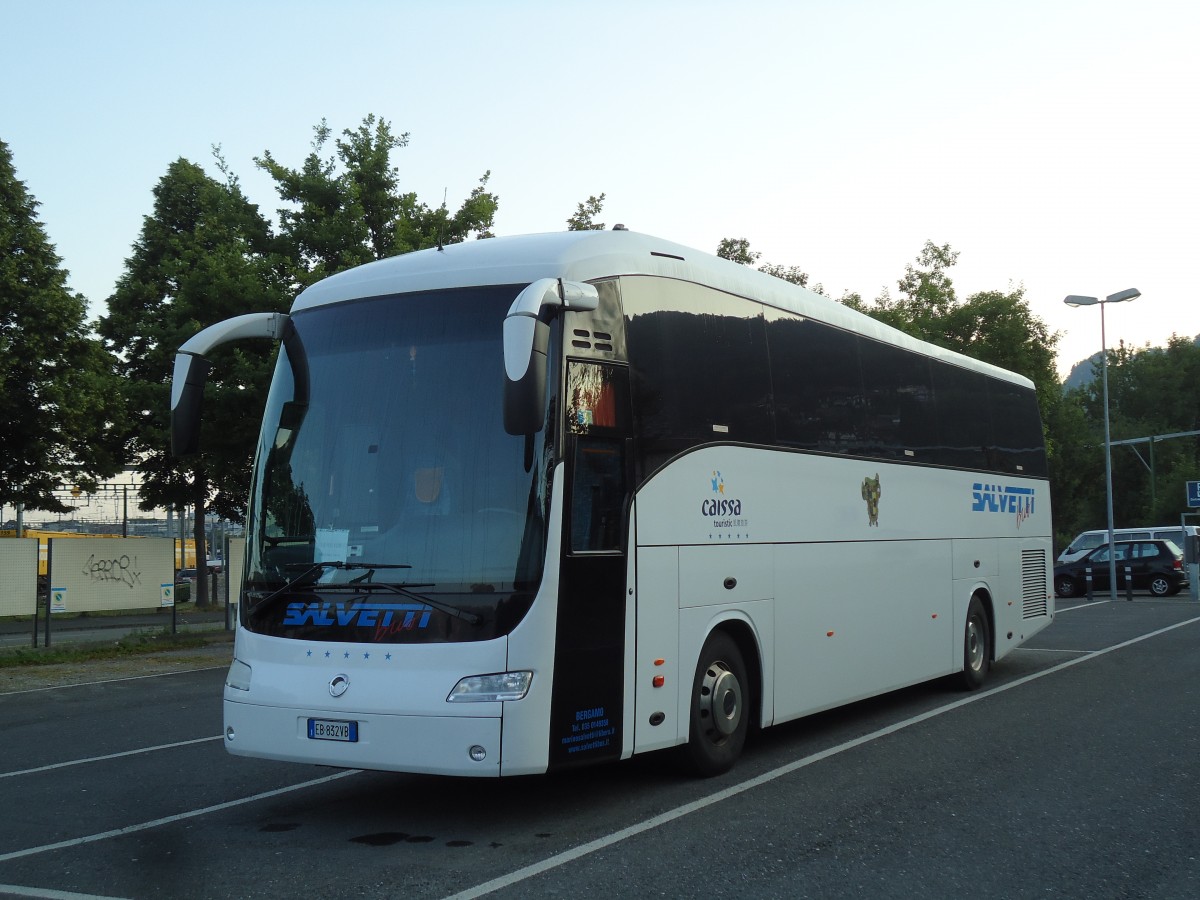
xmin=958 ymin=595 xmax=991 ymax=691
xmin=684 ymin=631 xmax=749 ymax=777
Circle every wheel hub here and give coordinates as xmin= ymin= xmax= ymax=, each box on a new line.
xmin=701 ymin=660 xmax=743 ymax=737
xmin=966 ymin=617 xmax=984 ymax=672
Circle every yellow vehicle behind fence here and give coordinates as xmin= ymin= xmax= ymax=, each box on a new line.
xmin=0 ymin=530 xmax=202 ymax=576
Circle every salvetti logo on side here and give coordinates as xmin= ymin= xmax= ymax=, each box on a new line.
xmin=971 ymin=482 xmax=1035 ymax=528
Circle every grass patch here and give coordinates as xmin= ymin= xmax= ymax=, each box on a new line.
xmin=1 ymin=599 xmax=228 ymax=623
xmin=0 ymin=628 xmax=230 ymax=668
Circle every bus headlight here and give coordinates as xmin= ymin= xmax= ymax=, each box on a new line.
xmin=226 ymin=658 xmax=252 ymax=692
xmin=447 ymin=671 xmax=533 ymax=703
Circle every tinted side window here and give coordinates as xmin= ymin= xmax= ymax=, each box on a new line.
xmin=620 ymin=276 xmax=1047 ymax=479
xmin=623 ymin=277 xmax=771 ymax=476
xmin=859 ymin=339 xmax=937 ymax=462
xmin=989 ymin=378 xmax=1047 ymax=476
xmin=932 ymin=362 xmax=991 ymax=470
xmin=766 ymin=310 xmax=865 ymax=453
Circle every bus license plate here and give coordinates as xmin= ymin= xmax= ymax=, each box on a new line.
xmin=308 ymin=718 xmax=358 ymax=742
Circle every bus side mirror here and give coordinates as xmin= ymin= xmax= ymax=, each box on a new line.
xmin=170 ymin=312 xmax=291 ymax=456
xmin=503 ymin=279 xmax=598 ymax=435
xmin=503 ymin=317 xmax=550 ymax=435
xmin=171 ymin=353 xmax=214 ymax=456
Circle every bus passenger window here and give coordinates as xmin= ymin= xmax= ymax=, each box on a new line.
xmin=565 ymin=361 xmax=630 ymax=553
xmin=570 ymin=438 xmax=624 ymax=552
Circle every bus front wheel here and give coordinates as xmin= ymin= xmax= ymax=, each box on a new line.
xmin=684 ymin=631 xmax=749 ymax=777
xmin=958 ymin=595 xmax=991 ymax=691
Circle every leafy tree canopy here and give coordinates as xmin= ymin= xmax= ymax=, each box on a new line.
xmin=98 ymin=116 xmax=501 ymax=601
xmin=1066 ymin=336 xmax=1200 ymax=528
xmin=256 ymin=115 xmax=498 ymax=290
xmin=716 ymin=237 xmax=759 ymax=266
xmin=567 ymin=194 xmax=607 ymax=231
xmin=0 ymin=139 xmax=124 ymax=512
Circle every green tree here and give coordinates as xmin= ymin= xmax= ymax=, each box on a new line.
xmin=1090 ymin=336 xmax=1200 ymax=525
xmin=256 ymin=115 xmax=498 ymax=290
xmin=716 ymin=237 xmax=759 ymax=266
xmin=0 ymin=139 xmax=124 ymax=513
xmin=844 ymin=241 xmax=962 ymax=337
xmin=1043 ymin=387 xmax=1104 ymax=549
xmin=896 ymin=240 xmax=959 ymax=326
xmin=567 ymin=194 xmax=606 ymax=231
xmin=98 ymin=156 xmax=287 ymax=605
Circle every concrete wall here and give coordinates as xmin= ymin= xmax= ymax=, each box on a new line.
xmin=0 ymin=539 xmax=38 ymax=616
xmin=47 ymin=538 xmax=175 ymax=613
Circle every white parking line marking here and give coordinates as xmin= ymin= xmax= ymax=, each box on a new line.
xmin=443 ymin=613 xmax=1200 ymax=900
xmin=0 ymin=883 xmax=130 ymax=899
xmin=1053 ymin=600 xmax=1112 ymax=612
xmin=0 ymin=770 xmax=361 ymax=864
xmin=0 ymin=736 xmax=222 ymax=779
xmin=1014 ymin=647 xmax=1092 ymax=654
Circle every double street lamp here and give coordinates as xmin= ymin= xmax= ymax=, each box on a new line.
xmin=1064 ymin=288 xmax=1141 ymax=600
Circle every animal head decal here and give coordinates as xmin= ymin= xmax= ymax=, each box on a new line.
xmin=861 ymin=474 xmax=881 ymax=526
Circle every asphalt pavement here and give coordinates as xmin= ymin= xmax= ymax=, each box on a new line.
xmin=1 ymin=597 xmax=1197 ymax=899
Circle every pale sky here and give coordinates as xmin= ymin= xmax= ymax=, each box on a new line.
xmin=5 ymin=0 xmax=1198 ymax=378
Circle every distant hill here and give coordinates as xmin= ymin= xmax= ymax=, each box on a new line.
xmin=1062 ymin=354 xmax=1101 ymax=391
xmin=1061 ymin=334 xmax=1200 ymax=390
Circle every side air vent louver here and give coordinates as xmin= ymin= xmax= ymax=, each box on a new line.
xmin=570 ymin=329 xmax=614 ymax=353
xmin=1021 ymin=548 xmax=1049 ymax=619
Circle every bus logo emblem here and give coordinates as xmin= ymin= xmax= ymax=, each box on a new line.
xmin=329 ymin=674 xmax=350 ymax=698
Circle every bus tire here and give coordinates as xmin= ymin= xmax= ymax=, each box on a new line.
xmin=959 ymin=595 xmax=991 ymax=691
xmin=684 ymin=631 xmax=749 ymax=777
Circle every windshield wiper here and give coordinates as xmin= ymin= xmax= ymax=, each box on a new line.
xmin=245 ymin=560 xmax=410 ymax=615
xmin=321 ymin=579 xmax=482 ymax=626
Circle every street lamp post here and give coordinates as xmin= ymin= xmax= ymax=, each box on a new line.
xmin=1064 ymin=288 xmax=1141 ymax=601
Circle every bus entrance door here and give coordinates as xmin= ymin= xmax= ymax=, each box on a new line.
xmin=547 ymin=361 xmax=631 ymax=769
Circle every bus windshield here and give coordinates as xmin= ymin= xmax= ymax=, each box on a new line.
xmin=243 ymin=284 xmax=552 ymax=643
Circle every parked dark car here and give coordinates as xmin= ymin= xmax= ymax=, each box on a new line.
xmin=1053 ymin=539 xmax=1188 ymax=598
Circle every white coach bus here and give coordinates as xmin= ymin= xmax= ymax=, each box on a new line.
xmin=171 ymin=229 xmax=1054 ymax=777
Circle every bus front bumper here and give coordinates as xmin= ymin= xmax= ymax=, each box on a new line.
xmin=223 ymin=698 xmax=503 ymax=777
